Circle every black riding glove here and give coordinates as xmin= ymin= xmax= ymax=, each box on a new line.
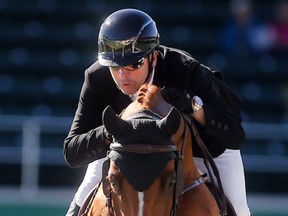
xmin=161 ymin=87 xmax=193 ymax=113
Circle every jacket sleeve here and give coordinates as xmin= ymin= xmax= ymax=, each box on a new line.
xmin=63 ymin=67 xmax=109 ymax=168
xmin=64 ymin=125 xmax=109 ymax=168
xmin=188 ymin=63 xmax=245 ymax=152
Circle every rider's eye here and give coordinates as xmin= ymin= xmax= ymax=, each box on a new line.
xmin=128 ymin=58 xmax=145 ymax=70
xmin=110 ymin=58 xmax=145 ymax=71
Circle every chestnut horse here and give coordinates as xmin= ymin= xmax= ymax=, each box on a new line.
xmin=82 ymin=85 xmax=219 ymax=216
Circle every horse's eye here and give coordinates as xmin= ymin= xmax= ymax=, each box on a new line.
xmin=111 ymin=183 xmax=117 ymax=191
xmin=110 ymin=179 xmax=116 ymax=188
xmin=169 ymin=177 xmax=176 ymax=187
xmin=108 ymin=174 xmax=121 ymax=194
xmin=109 ymin=175 xmax=117 ymax=186
xmin=162 ymin=171 xmax=177 ymax=188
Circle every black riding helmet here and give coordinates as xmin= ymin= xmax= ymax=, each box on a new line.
xmin=98 ymin=8 xmax=160 ymax=67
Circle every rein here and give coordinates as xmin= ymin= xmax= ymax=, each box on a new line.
xmin=170 ymin=113 xmax=209 ymax=216
xmin=110 ymin=143 xmax=177 ymax=153
xmin=182 ymin=114 xmax=228 ymax=216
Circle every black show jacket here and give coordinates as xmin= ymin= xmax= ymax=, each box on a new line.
xmin=64 ymin=45 xmax=245 ymax=168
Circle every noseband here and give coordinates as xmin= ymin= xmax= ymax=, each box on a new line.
xmin=110 ymin=143 xmax=177 ymax=153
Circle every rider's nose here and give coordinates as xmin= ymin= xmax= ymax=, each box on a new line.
xmin=118 ymin=68 xmax=130 ymax=77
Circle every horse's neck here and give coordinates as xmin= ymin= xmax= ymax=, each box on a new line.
xmin=175 ymin=117 xmax=201 ymax=182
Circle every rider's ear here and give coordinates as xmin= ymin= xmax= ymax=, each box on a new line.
xmin=157 ymin=107 xmax=181 ymax=135
xmin=152 ymin=50 xmax=158 ymax=68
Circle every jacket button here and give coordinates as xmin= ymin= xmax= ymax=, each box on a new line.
xmin=92 ymin=150 xmax=97 ymax=155
xmin=224 ymin=125 xmax=229 ymax=130
xmin=211 ymin=120 xmax=215 ymax=125
xmin=97 ymin=148 xmax=103 ymax=153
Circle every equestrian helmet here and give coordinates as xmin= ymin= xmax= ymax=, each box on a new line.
xmin=97 ymin=8 xmax=160 ymax=67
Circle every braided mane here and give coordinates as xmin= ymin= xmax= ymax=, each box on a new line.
xmin=121 ymin=84 xmax=162 ymax=119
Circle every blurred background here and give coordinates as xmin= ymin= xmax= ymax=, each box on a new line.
xmin=1 ymin=0 xmax=288 ymax=215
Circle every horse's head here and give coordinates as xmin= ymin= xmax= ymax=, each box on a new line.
xmin=98 ymin=85 xmax=194 ymax=215
xmin=103 ymin=105 xmax=182 ymax=192
xmin=88 ymin=84 xmax=219 ymax=216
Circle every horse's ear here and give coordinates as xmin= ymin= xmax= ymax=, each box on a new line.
xmin=157 ymin=107 xmax=182 ymax=135
xmin=102 ymin=106 xmax=127 ymax=139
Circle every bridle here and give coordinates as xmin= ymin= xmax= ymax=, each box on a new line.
xmin=101 ymin=112 xmax=208 ymax=216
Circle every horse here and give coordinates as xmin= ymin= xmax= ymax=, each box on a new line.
xmin=81 ymin=84 xmax=220 ymax=216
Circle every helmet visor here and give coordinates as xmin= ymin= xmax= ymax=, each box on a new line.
xmin=98 ymin=37 xmax=158 ymax=66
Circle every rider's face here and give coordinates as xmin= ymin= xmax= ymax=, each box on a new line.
xmin=109 ymin=51 xmax=157 ymax=95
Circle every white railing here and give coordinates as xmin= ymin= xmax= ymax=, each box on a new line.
xmin=0 ymin=115 xmax=72 ymax=198
xmin=243 ymin=122 xmax=288 ymax=173
xmin=0 ymin=115 xmax=288 ymax=197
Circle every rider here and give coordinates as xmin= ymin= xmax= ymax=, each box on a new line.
xmin=64 ymin=8 xmax=251 ymax=216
